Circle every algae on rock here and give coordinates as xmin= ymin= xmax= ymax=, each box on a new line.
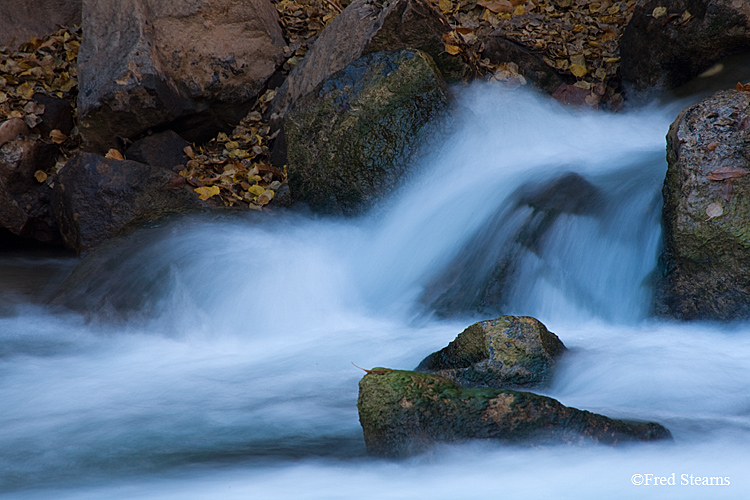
xmin=417 ymin=315 xmax=566 ymax=388
xmin=357 ymin=369 xmax=671 ymax=458
xmin=284 ymin=49 xmax=448 ymax=215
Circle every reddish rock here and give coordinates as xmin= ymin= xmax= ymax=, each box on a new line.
xmin=77 ymin=0 xmax=287 ymax=152
xmin=0 ymin=0 xmax=81 ymax=50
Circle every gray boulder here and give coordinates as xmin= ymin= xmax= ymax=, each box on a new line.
xmin=621 ymin=0 xmax=750 ymax=98
xmin=52 ymin=152 xmax=206 ymax=253
xmin=77 ymin=0 xmax=287 ymax=153
xmin=268 ymin=0 xmax=465 ymax=123
xmin=416 ymin=315 xmax=566 ymax=388
xmin=358 ymin=369 xmax=671 ymax=458
xmin=284 ymin=49 xmax=448 ymax=215
xmin=657 ymin=89 xmax=750 ymax=320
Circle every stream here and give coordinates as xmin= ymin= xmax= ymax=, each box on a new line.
xmin=1 ymin=83 xmax=748 ymax=499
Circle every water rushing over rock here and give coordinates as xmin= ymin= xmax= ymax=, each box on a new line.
xmin=1 ymin=85 xmax=749 ymax=499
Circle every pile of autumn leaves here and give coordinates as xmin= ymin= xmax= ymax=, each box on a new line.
xmin=0 ymin=0 xmax=685 ymax=209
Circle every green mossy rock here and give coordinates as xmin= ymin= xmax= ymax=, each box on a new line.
xmin=284 ymin=49 xmax=448 ymax=215
xmin=657 ymin=90 xmax=750 ymax=320
xmin=357 ymin=369 xmax=671 ymax=458
xmin=416 ymin=316 xmax=565 ymax=388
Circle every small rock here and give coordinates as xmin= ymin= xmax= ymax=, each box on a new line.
xmin=416 ymin=315 xmax=566 ymax=388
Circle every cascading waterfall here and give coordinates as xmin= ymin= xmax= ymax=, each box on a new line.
xmin=1 ymin=84 xmax=749 ymax=499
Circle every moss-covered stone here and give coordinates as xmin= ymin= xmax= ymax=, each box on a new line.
xmin=284 ymin=49 xmax=448 ymax=215
xmin=416 ymin=316 xmax=565 ymax=388
xmin=656 ymin=90 xmax=750 ymax=320
xmin=357 ymin=369 xmax=671 ymax=458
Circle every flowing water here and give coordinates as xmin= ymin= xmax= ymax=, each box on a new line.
xmin=2 ymin=85 xmax=749 ymax=499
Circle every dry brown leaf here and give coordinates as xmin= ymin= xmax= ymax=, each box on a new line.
xmin=105 ymin=149 xmax=125 ymax=161
xmin=477 ymin=0 xmax=513 ymax=13
xmin=706 ymin=166 xmax=749 ymax=181
xmin=49 ymin=129 xmax=68 ymax=144
xmin=34 ymin=170 xmax=48 ymax=183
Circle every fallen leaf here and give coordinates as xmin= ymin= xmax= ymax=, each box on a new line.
xmin=194 ymin=185 xmax=220 ymax=200
xmin=477 ymin=0 xmax=513 ymax=13
xmin=34 ymin=170 xmax=48 ymax=183
xmin=256 ymin=189 xmax=275 ymax=206
xmin=49 ymin=129 xmax=68 ymax=143
xmin=707 ymin=142 xmax=719 ymax=151
xmin=569 ymin=64 xmax=588 ymax=77
xmin=706 ymin=202 xmax=723 ymax=219
xmin=444 ymin=44 xmax=461 ymax=55
xmin=706 ymin=166 xmax=749 ymax=181
xmin=736 ymin=82 xmax=750 ymax=92
xmin=17 ymin=82 xmax=35 ymax=99
xmin=105 ymin=149 xmax=125 ymax=161
xmin=652 ymin=6 xmax=667 ymax=18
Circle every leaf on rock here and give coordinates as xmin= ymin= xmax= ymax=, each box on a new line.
xmin=34 ymin=170 xmax=48 ymax=183
xmin=256 ymin=189 xmax=275 ymax=206
xmin=105 ymin=149 xmax=125 ymax=161
xmin=49 ymin=129 xmax=68 ymax=143
xmin=706 ymin=202 xmax=723 ymax=219
xmin=736 ymin=82 xmax=750 ymax=92
xmin=706 ymin=166 xmax=749 ymax=181
xmin=444 ymin=44 xmax=461 ymax=55
xmin=194 ymin=185 xmax=220 ymax=200
xmin=652 ymin=6 xmax=667 ymax=18
xmin=569 ymin=64 xmax=587 ymax=77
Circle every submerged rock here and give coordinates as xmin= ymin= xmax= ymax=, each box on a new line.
xmin=416 ymin=316 xmax=565 ymax=388
xmin=657 ymin=89 xmax=750 ymax=320
xmin=621 ymin=0 xmax=750 ymax=99
xmin=357 ymin=369 xmax=671 ymax=458
xmin=284 ymin=49 xmax=448 ymax=215
xmin=423 ymin=172 xmax=602 ymax=317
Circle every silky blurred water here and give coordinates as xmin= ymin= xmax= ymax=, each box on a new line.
xmin=1 ymin=85 xmax=747 ymax=499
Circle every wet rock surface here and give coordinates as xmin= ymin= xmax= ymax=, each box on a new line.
xmin=657 ymin=89 xmax=750 ymax=320
xmin=357 ymin=369 xmax=671 ymax=458
xmin=284 ymin=49 xmax=448 ymax=215
xmin=416 ymin=315 xmax=566 ymax=388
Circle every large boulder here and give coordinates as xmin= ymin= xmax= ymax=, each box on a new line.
xmin=77 ymin=0 xmax=287 ymax=153
xmin=0 ymin=137 xmax=60 ymax=244
xmin=620 ymin=0 xmax=750 ymax=98
xmin=416 ymin=316 xmax=566 ymax=388
xmin=268 ymin=0 xmax=465 ymax=123
xmin=52 ymin=152 xmax=206 ymax=253
xmin=0 ymin=0 xmax=81 ymax=50
xmin=357 ymin=369 xmax=671 ymax=458
xmin=657 ymin=89 xmax=750 ymax=320
xmin=284 ymin=49 xmax=448 ymax=215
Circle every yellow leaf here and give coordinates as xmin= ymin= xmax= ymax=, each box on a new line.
xmin=194 ymin=185 xmax=220 ymax=200
xmin=216 ymin=132 xmax=229 ymax=142
xmin=444 ymin=44 xmax=461 ymax=56
xmin=228 ymin=148 xmax=249 ymax=159
xmin=0 ymin=92 xmax=6 ymax=103
xmin=512 ymin=4 xmax=525 ymax=15
xmin=105 ymin=149 xmax=125 ymax=160
xmin=652 ymin=6 xmax=667 ymax=18
xmin=49 ymin=129 xmax=68 ymax=143
xmin=17 ymin=82 xmax=34 ymax=100
xmin=569 ymin=64 xmax=588 ymax=77
xmin=248 ymin=184 xmax=265 ymax=196
xmin=439 ymin=0 xmax=452 ymax=12
xmin=476 ymin=0 xmax=513 ymax=13
xmin=225 ymin=141 xmax=239 ymax=150
xmin=256 ymin=189 xmax=275 ymax=206
xmin=34 ymin=170 xmax=48 ymax=183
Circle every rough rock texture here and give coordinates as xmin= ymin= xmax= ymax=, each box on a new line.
xmin=284 ymin=49 xmax=448 ymax=215
xmin=482 ymin=35 xmax=565 ymax=94
xmin=269 ymin=0 xmax=464 ymax=123
xmin=423 ymin=172 xmax=602 ymax=317
xmin=0 ymin=137 xmax=60 ymax=243
xmin=657 ymin=90 xmax=750 ymax=320
xmin=357 ymin=369 xmax=671 ymax=458
xmin=0 ymin=119 xmax=31 ymax=148
xmin=124 ymin=129 xmax=190 ymax=172
xmin=53 ymin=152 xmax=206 ymax=253
xmin=416 ymin=316 xmax=566 ymax=388
xmin=621 ymin=0 xmax=750 ymax=98
xmin=77 ymin=0 xmax=287 ymax=153
xmin=0 ymin=0 xmax=82 ymax=50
